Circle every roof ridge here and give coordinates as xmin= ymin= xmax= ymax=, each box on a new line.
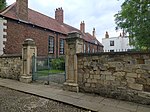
xmin=62 ymin=23 xmax=79 ymax=30
xmin=30 ymin=8 xmax=83 ymax=34
xmin=28 ymin=8 xmax=80 ymax=34
xmin=0 ymin=2 xmax=16 ymax=15
xmin=86 ymin=32 xmax=96 ymax=39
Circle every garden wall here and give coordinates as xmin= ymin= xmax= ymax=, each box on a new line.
xmin=77 ymin=52 xmax=150 ymax=104
xmin=0 ymin=54 xmax=22 ymax=80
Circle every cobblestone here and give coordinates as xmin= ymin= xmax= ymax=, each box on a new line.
xmin=0 ymin=86 xmax=90 ymax=112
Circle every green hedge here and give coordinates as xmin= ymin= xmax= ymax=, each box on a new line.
xmin=51 ymin=57 xmax=65 ymax=70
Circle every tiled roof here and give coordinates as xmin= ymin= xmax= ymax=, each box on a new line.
xmin=0 ymin=3 xmax=103 ymax=46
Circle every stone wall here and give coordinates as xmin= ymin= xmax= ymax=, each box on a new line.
xmin=0 ymin=54 xmax=22 ymax=80
xmin=77 ymin=52 xmax=150 ymax=104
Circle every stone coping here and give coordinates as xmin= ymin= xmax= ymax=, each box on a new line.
xmin=77 ymin=51 xmax=150 ymax=57
xmin=0 ymin=54 xmax=22 ymax=58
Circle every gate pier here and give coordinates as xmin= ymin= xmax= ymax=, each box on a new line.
xmin=20 ymin=39 xmax=37 ymax=83
xmin=63 ymin=32 xmax=84 ymax=92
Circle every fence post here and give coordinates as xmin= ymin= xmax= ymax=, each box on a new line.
xmin=20 ymin=39 xmax=37 ymax=83
xmin=63 ymin=31 xmax=84 ymax=92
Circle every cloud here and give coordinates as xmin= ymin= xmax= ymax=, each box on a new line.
xmin=6 ymin=0 xmax=124 ymax=42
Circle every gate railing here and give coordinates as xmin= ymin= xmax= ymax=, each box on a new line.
xmin=32 ymin=55 xmax=65 ymax=84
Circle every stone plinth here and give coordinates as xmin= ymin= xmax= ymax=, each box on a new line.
xmin=63 ymin=82 xmax=79 ymax=92
xmin=20 ymin=76 xmax=32 ymax=83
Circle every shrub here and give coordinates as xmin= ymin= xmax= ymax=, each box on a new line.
xmin=51 ymin=57 xmax=65 ymax=70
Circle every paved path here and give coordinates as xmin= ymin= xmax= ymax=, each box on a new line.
xmin=0 ymin=78 xmax=150 ymax=112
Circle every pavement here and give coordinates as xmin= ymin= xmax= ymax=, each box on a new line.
xmin=0 ymin=78 xmax=150 ymax=112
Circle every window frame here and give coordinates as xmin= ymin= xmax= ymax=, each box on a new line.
xmin=48 ymin=36 xmax=54 ymax=54
xmin=84 ymin=44 xmax=86 ymax=53
xmin=110 ymin=40 xmax=114 ymax=46
xmin=59 ymin=38 xmax=64 ymax=55
xmin=92 ymin=48 xmax=95 ymax=53
xmin=88 ymin=44 xmax=90 ymax=53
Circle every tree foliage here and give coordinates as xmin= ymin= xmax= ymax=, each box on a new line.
xmin=115 ymin=0 xmax=150 ymax=50
xmin=0 ymin=0 xmax=6 ymax=11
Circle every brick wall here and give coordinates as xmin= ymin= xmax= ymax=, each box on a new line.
xmin=4 ymin=19 xmax=102 ymax=57
xmin=77 ymin=52 xmax=150 ymax=104
xmin=0 ymin=54 xmax=22 ymax=80
xmin=5 ymin=19 xmax=66 ymax=57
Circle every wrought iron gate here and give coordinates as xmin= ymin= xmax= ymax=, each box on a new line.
xmin=32 ymin=55 xmax=65 ymax=84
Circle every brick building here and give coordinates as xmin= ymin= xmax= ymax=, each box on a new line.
xmin=0 ymin=0 xmax=103 ymax=57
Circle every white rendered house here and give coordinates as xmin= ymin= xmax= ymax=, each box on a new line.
xmin=102 ymin=32 xmax=134 ymax=52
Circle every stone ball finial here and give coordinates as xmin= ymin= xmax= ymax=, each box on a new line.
xmin=23 ymin=38 xmax=35 ymax=46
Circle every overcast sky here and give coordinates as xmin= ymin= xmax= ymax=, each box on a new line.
xmin=7 ymin=0 xmax=124 ymax=42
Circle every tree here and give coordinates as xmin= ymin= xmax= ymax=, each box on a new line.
xmin=115 ymin=0 xmax=150 ymax=51
xmin=0 ymin=0 xmax=6 ymax=11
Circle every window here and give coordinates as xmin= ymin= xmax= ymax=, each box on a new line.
xmin=110 ymin=50 xmax=114 ymax=52
xmin=95 ymin=49 xmax=97 ymax=53
xmin=60 ymin=39 xmax=64 ymax=54
xmin=84 ymin=44 xmax=86 ymax=53
xmin=48 ymin=36 xmax=54 ymax=54
xmin=93 ymin=49 xmax=95 ymax=53
xmin=88 ymin=44 xmax=90 ymax=53
xmin=110 ymin=40 xmax=114 ymax=46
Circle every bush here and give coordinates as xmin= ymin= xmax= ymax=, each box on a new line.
xmin=51 ymin=57 xmax=65 ymax=70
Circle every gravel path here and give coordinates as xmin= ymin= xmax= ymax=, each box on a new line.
xmin=37 ymin=73 xmax=65 ymax=84
xmin=0 ymin=86 xmax=90 ymax=112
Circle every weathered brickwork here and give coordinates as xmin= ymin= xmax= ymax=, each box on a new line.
xmin=77 ymin=52 xmax=150 ymax=104
xmin=0 ymin=55 xmax=22 ymax=80
xmin=5 ymin=19 xmax=60 ymax=57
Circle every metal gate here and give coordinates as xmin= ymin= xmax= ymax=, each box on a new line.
xmin=32 ymin=55 xmax=65 ymax=84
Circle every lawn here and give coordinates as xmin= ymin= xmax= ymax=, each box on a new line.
xmin=36 ymin=69 xmax=65 ymax=76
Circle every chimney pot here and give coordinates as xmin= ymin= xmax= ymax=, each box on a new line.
xmin=120 ymin=33 xmax=122 ymax=37
xmin=105 ymin=31 xmax=109 ymax=38
xmin=93 ymin=28 xmax=96 ymax=37
xmin=55 ymin=7 xmax=64 ymax=23
xmin=122 ymin=30 xmax=125 ymax=37
xmin=80 ymin=21 xmax=85 ymax=33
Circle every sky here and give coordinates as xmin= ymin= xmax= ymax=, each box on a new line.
xmin=6 ymin=0 xmax=124 ymax=42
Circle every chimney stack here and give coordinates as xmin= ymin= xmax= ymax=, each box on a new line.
xmin=105 ymin=31 xmax=109 ymax=38
xmin=122 ymin=29 xmax=125 ymax=37
xmin=80 ymin=21 xmax=85 ymax=33
xmin=119 ymin=33 xmax=122 ymax=37
xmin=16 ymin=0 xmax=28 ymax=21
xmin=55 ymin=7 xmax=64 ymax=23
xmin=92 ymin=28 xmax=96 ymax=37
